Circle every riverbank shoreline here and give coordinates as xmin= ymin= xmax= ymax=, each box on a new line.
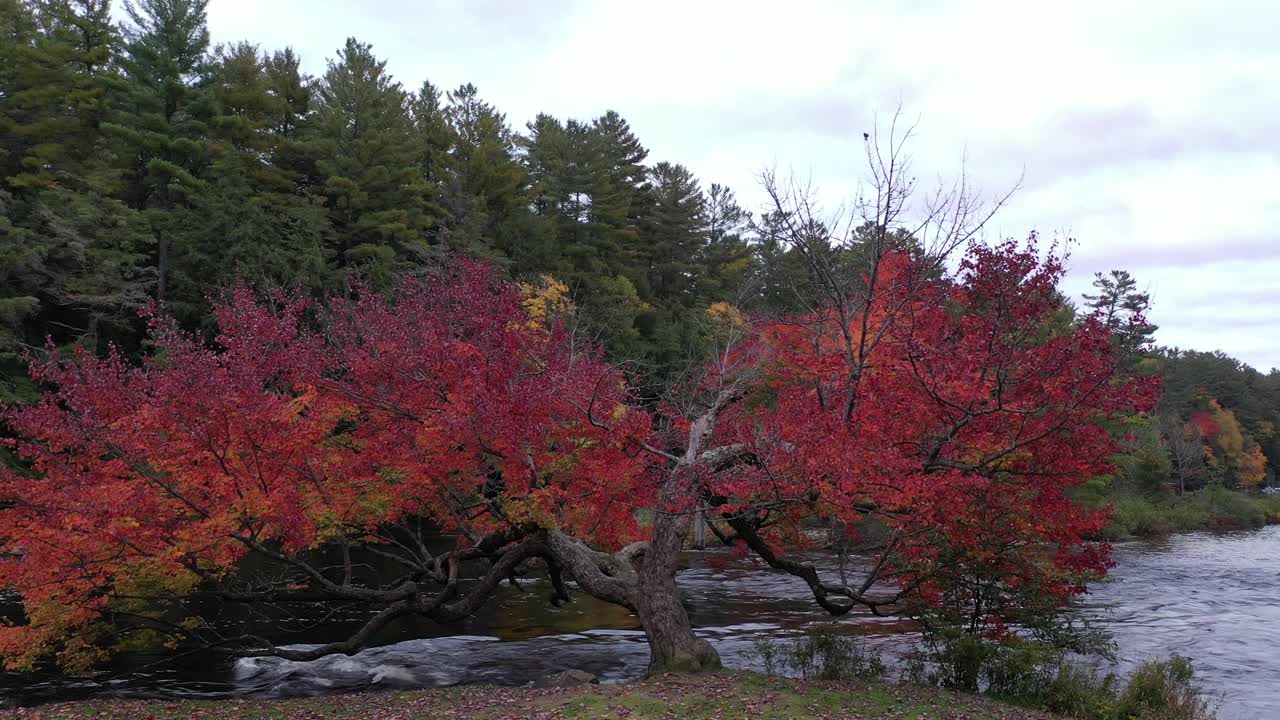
xmin=1100 ymin=487 xmax=1280 ymax=539
xmin=2 ymin=671 xmax=1062 ymax=719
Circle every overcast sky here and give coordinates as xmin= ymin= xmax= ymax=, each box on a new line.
xmin=192 ymin=0 xmax=1278 ymax=371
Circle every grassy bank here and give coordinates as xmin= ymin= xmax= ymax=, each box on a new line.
xmin=1100 ymin=486 xmax=1280 ymax=539
xmin=4 ymin=671 xmax=1062 ymax=720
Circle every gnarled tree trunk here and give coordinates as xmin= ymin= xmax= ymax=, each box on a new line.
xmin=633 ymin=464 xmax=720 ymax=674
xmin=546 ymin=524 xmax=718 ymax=673
xmin=635 ymin=529 xmax=720 ymax=673
xmin=550 ymin=393 xmax=740 ymax=674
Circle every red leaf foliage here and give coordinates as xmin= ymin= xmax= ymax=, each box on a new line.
xmin=0 ymin=241 xmax=1155 ymax=666
xmin=703 ymin=240 xmax=1155 ymax=629
xmin=0 ymin=261 xmax=650 ymax=668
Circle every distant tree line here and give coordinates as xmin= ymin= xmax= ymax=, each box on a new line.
xmin=1082 ymin=270 xmax=1279 ymax=492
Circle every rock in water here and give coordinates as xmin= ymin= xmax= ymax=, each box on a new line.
xmin=532 ymin=669 xmax=599 ymax=688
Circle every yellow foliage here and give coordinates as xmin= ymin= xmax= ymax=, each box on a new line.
xmin=518 ymin=275 xmax=573 ymax=329
xmin=1208 ymin=400 xmax=1245 ymax=459
xmin=0 ymin=602 xmax=106 ymax=672
xmin=719 ymin=256 xmax=754 ymax=276
xmin=1256 ymin=420 xmax=1276 ymax=440
xmin=706 ymin=302 xmax=746 ymax=331
xmin=1240 ymin=445 xmax=1267 ymax=489
xmin=114 ymin=557 xmax=201 ymax=600
xmin=1202 ymin=398 xmax=1268 ymax=489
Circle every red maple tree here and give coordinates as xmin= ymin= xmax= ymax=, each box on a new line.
xmin=0 ymin=125 xmax=1155 ymax=674
xmin=0 ymin=262 xmax=653 ymax=669
xmin=0 ymin=238 xmax=1152 ymax=673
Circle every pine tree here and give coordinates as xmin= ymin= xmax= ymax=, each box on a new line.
xmin=586 ymin=110 xmax=647 ymax=275
xmin=749 ymin=209 xmax=826 ymax=313
xmin=578 ymin=112 xmax=650 ymax=351
xmin=1083 ymin=269 xmax=1158 ymax=359
xmin=518 ymin=112 xmax=580 ymax=273
xmin=521 ymin=113 xmax=567 ymax=218
xmin=311 ymin=38 xmax=433 ymax=286
xmin=517 ymin=111 xmax=652 ymax=358
xmin=0 ymin=0 xmax=149 ymax=401
xmin=436 ymin=82 xmax=526 ymax=259
xmin=409 ymin=80 xmax=451 ymax=188
xmin=112 ymin=0 xmax=213 ymax=303
xmin=262 ymin=47 xmax=325 ymax=212
xmin=171 ymin=41 xmax=328 ymax=317
xmin=1 ymin=0 xmax=119 ymax=188
xmin=0 ymin=0 xmax=47 ymax=384
xmin=524 ymin=112 xmax=649 ymax=287
xmin=695 ymin=183 xmax=755 ymax=305
xmin=643 ymin=161 xmax=706 ymax=302
xmin=623 ymin=161 xmax=705 ymax=373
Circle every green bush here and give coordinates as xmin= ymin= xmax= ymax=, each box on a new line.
xmin=1115 ymin=656 xmax=1215 ymax=720
xmin=1039 ymin=662 xmax=1117 ymax=719
xmin=901 ymin=631 xmax=1216 ymax=720
xmin=983 ymin=637 xmax=1066 ymax=699
xmin=1107 ymin=494 xmax=1173 ymax=538
xmin=1199 ymin=486 xmax=1265 ymax=529
xmin=1022 ymin=657 xmax=1213 ymax=720
xmin=902 ymin=618 xmax=1114 ymax=694
xmin=1101 ymin=486 xmax=1278 ymax=539
xmin=750 ymin=623 xmax=884 ymax=681
xmin=750 ymin=635 xmax=784 ymax=677
xmin=1260 ymin=494 xmax=1280 ymax=524
xmin=913 ymin=631 xmax=997 ymax=692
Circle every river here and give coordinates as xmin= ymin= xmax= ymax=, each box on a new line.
xmin=1078 ymin=526 xmax=1280 ymax=720
xmin=3 ymin=526 xmax=1278 ymax=719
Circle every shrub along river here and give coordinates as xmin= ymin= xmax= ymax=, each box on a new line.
xmin=3 ymin=526 xmax=1279 ymax=719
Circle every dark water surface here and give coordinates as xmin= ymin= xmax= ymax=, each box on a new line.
xmin=4 ymin=527 xmax=1278 ymax=719
xmin=1078 ymin=526 xmax=1280 ymax=720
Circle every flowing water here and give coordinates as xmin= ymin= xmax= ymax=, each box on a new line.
xmin=1077 ymin=526 xmax=1280 ymax=720
xmin=3 ymin=526 xmax=1279 ymax=719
